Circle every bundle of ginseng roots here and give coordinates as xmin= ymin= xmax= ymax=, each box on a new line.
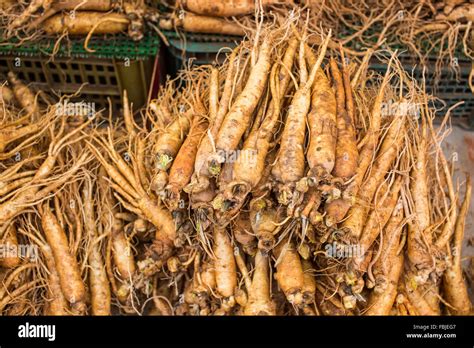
xmin=159 ymin=0 xmax=474 ymax=90
xmin=0 ymin=0 xmax=162 ymax=45
xmin=0 ymin=24 xmax=473 ymax=316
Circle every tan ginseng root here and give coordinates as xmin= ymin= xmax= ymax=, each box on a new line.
xmin=220 ymin=38 xmax=300 ymax=213
xmin=41 ymin=203 xmax=86 ymax=314
xmin=189 ymin=179 xmax=216 ymax=236
xmin=158 ymin=11 xmax=245 ymax=36
xmin=41 ymin=12 xmax=129 ymax=36
xmin=87 ymin=126 xmax=175 ymax=278
xmin=324 ymin=59 xmax=393 ymax=226
xmin=298 ymin=186 xmax=323 ymax=229
xmin=0 ymin=84 xmax=14 ymax=121
xmin=0 ymin=262 xmax=35 ymax=292
xmin=412 ymin=111 xmax=431 ymax=238
xmin=304 ymin=45 xmax=337 ymax=184
xmin=273 ymin=237 xmax=305 ymax=306
xmin=244 ymin=251 xmax=276 ymax=315
xmin=148 ymin=90 xmax=174 ymax=129
xmin=42 ymin=244 xmax=69 ymax=315
xmin=0 ymin=84 xmax=14 ymax=101
xmin=0 ymin=74 xmax=46 ymax=155
xmin=404 ymin=114 xmax=435 ymax=284
xmin=186 ymin=253 xmax=216 ymax=315
xmin=8 ymin=0 xmax=53 ymax=32
xmin=165 ymin=90 xmax=209 ymax=210
xmin=0 ymin=113 xmax=49 ymax=156
xmin=432 ymin=116 xmax=458 ymax=252
xmin=213 ymin=226 xmax=237 ymax=312
xmin=175 ymin=258 xmax=197 ymax=314
xmin=180 ymin=279 xmax=195 ymax=315
xmin=401 ymin=169 xmax=442 ymax=315
xmin=82 ymin=174 xmax=111 ymax=315
xmin=0 ymin=177 xmax=30 ymax=206
xmin=350 ymin=176 xmax=403 ymax=281
xmin=443 ymin=175 xmax=472 ymax=315
xmin=182 ymin=252 xmax=205 ymax=315
xmin=395 ymin=292 xmax=418 ymax=316
xmin=402 ymin=232 xmax=441 ymax=315
xmin=150 ymin=276 xmax=174 ymax=316
xmin=198 ymin=262 xmax=219 ymax=315
xmin=28 ymin=0 xmax=116 ymax=29
xmin=178 ymin=0 xmax=283 ymax=17
xmin=0 ymin=0 xmax=14 ymax=11
xmin=212 ymin=101 xmax=270 ymax=221
xmin=301 ymin=260 xmax=316 ymax=314
xmin=233 ymin=248 xmax=251 ymax=309
xmin=233 ymin=211 xmax=258 ymax=256
xmin=0 ymin=265 xmax=41 ymax=313
xmin=100 ymin=174 xmax=136 ymax=305
xmin=0 ymin=224 xmax=21 ymax=268
xmin=4 ymin=155 xmax=41 ymax=186
xmin=0 ymin=155 xmax=44 ymax=198
xmin=18 ymin=225 xmax=69 ymax=315
xmin=151 ymin=109 xmax=192 ymax=194
xmin=402 ymin=273 xmax=441 ymax=315
xmin=7 ymin=72 xmax=39 ymax=119
xmin=252 ymin=149 xmax=279 ymax=198
xmin=187 ymin=50 xmax=238 ymax=195
xmin=326 ymin=57 xmax=358 ymax=199
xmin=401 ymin=107 xmax=457 ymax=315
xmin=151 ymin=119 xmax=191 ymax=194
xmin=365 ymin=199 xmax=404 ymax=315
xmin=442 ymin=0 xmax=468 ymax=15
xmin=7 ymin=298 xmax=36 ymax=316
xmin=209 ymin=35 xmax=273 ymax=176
xmin=249 ymin=197 xmax=283 ymax=252
xmin=436 ymin=3 xmax=474 ymax=21
xmin=341 ymin=100 xmax=406 ymax=241
xmin=121 ymin=1 xmax=149 ymax=41
xmin=0 ymin=118 xmax=91 ymax=224
xmin=272 ymin=33 xmax=331 ymax=208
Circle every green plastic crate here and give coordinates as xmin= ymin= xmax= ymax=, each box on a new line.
xmin=0 ymin=33 xmax=160 ymax=60
xmin=0 ymin=34 xmax=160 ymax=111
xmin=162 ymin=31 xmax=239 ymax=75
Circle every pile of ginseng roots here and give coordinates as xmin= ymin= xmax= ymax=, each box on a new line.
xmin=0 ymin=0 xmax=161 ymax=46
xmin=0 ymin=23 xmax=472 ymax=316
xmin=160 ymin=0 xmax=474 ymax=89
xmin=2 ymin=0 xmax=473 ymax=89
